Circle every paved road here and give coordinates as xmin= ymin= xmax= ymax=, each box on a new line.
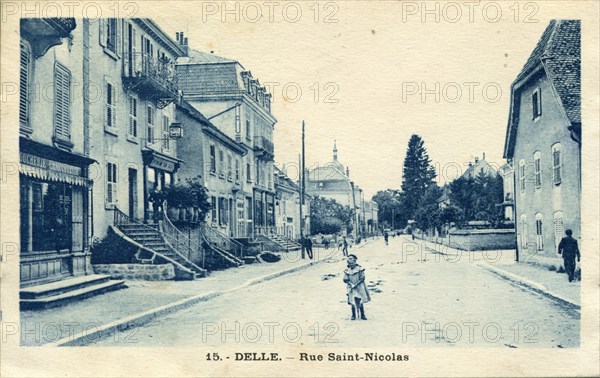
xmin=92 ymin=236 xmax=579 ymax=348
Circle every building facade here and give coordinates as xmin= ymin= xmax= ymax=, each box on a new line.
xmin=89 ymin=18 xmax=184 ymax=234
xmin=274 ymin=167 xmax=310 ymax=240
xmin=18 ymin=18 xmax=185 ymax=287
xmin=176 ymin=38 xmax=276 ymax=239
xmin=175 ymin=100 xmax=248 ymax=237
xmin=499 ymin=162 xmax=515 ymax=223
xmin=503 ymin=20 xmax=581 ymax=259
xmin=19 ymin=18 xmax=95 ymax=287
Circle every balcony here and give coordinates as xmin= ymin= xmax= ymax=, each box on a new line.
xmin=254 ymin=136 xmax=274 ymax=160
xmin=20 ymin=18 xmax=76 ymax=58
xmin=123 ymin=53 xmax=178 ymax=108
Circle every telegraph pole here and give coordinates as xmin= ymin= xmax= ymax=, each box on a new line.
xmin=300 ymin=121 xmax=307 ymax=259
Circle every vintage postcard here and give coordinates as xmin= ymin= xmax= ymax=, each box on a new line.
xmin=1 ymin=0 xmax=599 ymax=377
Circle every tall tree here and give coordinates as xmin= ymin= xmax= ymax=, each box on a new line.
xmin=401 ymin=134 xmax=437 ymax=219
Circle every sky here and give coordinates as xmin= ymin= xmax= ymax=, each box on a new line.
xmin=154 ymin=1 xmax=591 ymax=198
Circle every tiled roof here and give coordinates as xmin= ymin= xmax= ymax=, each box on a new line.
xmin=181 ymin=49 xmax=235 ymax=64
xmin=176 ymin=60 xmax=240 ymax=94
xmin=504 ymin=20 xmax=581 ymax=158
xmin=513 ymin=19 xmax=581 ymax=124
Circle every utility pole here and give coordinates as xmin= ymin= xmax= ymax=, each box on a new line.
xmin=299 ymin=120 xmax=306 ymax=259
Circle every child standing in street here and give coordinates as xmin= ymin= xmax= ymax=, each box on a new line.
xmin=343 ymin=254 xmax=371 ymax=320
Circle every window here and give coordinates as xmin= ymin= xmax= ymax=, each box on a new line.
xmin=165 ymin=172 xmax=172 ymax=187
xmin=106 ymin=162 xmax=118 ymax=206
xmin=532 ymin=88 xmax=542 ymax=119
xmin=235 ymin=159 xmax=240 ymax=181
xmin=218 ymin=197 xmax=228 ymax=225
xmin=20 ymin=40 xmax=31 ymax=130
xmin=518 ymin=159 xmax=526 ymax=192
xmin=209 ymin=145 xmax=216 ymax=174
xmin=227 ymin=154 xmax=233 ymax=181
xmin=54 ymin=63 xmax=71 ymax=142
xmin=162 ymin=115 xmax=170 ymax=150
xmin=246 ymin=162 xmax=252 ymax=182
xmin=552 ymin=143 xmax=562 ymax=185
xmin=246 ymin=119 xmax=251 ymax=140
xmin=256 ymin=163 xmax=261 ymax=185
xmin=128 ymin=96 xmax=138 ymax=137
xmin=146 ymin=104 xmax=155 ymax=144
xmin=105 ymin=80 xmax=116 ymax=130
xmin=534 ymin=151 xmax=541 ymax=188
xmin=107 ymin=19 xmax=118 ymax=52
xmin=535 ymin=213 xmax=544 ymax=251
xmin=553 ymin=211 xmax=564 ymax=251
xmin=211 ymin=196 xmax=217 ymax=223
xmin=219 ymin=150 xmax=225 ymax=177
xmin=520 ymin=214 xmax=528 ymax=249
xmin=100 ymin=19 xmax=119 ymax=56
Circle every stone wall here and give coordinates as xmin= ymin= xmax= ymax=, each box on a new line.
xmin=446 ymin=229 xmax=517 ymax=251
xmin=93 ymin=264 xmax=175 ymax=281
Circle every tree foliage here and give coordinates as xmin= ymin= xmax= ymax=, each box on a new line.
xmin=401 ymin=134 xmax=437 ymax=219
xmin=309 ymin=196 xmax=354 ymax=235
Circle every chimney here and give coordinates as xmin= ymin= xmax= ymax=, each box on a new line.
xmin=474 ymin=157 xmax=479 ymax=163
xmin=346 ymin=167 xmax=350 ymax=177
xmin=177 ymin=31 xmax=189 ymax=57
xmin=482 ymin=152 xmax=486 ymax=160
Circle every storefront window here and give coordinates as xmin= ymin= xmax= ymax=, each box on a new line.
xmin=21 ymin=179 xmax=73 ymax=252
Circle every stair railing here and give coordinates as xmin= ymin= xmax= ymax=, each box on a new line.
xmin=200 ymin=223 xmax=244 ymax=260
xmin=113 ymin=206 xmax=204 ymax=273
xmin=161 ymin=201 xmax=206 ymax=269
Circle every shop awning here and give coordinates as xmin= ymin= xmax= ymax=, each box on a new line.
xmin=19 ymin=138 xmax=96 ymax=187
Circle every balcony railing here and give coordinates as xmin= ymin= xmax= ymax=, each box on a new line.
xmin=254 ymin=136 xmax=274 ymax=160
xmin=123 ymin=52 xmax=178 ymax=103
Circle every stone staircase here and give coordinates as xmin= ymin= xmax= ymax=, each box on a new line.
xmin=116 ymin=222 xmax=206 ymax=279
xmin=20 ymin=274 xmax=126 ymax=310
xmin=263 ymin=233 xmax=302 ymax=251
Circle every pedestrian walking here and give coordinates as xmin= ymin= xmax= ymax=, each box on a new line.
xmin=342 ymin=237 xmax=349 ymax=256
xmin=384 ymin=231 xmax=389 ymax=245
xmin=558 ymin=229 xmax=581 ymax=282
xmin=324 ymin=238 xmax=330 ymax=250
xmin=304 ymin=237 xmax=314 ymax=260
xmin=343 ymin=254 xmax=370 ymax=320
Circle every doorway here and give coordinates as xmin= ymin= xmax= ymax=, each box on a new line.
xmin=128 ymin=168 xmax=138 ymax=220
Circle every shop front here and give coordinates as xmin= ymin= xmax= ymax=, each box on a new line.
xmin=19 ymin=139 xmax=95 ymax=287
xmin=142 ymin=149 xmax=182 ymax=223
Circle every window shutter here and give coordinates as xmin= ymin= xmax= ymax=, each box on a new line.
xmin=20 ymin=42 xmax=30 ymax=128
xmin=116 ymin=19 xmax=122 ymax=57
xmin=111 ymin=83 xmax=116 ymax=128
xmin=553 ymin=214 xmax=564 ymax=250
xmin=99 ymin=19 xmax=106 ymax=47
xmin=54 ymin=65 xmax=71 ymax=140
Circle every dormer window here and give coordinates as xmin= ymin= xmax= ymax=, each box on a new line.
xmin=532 ymin=88 xmax=542 ymax=119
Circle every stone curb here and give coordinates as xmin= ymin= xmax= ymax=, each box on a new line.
xmin=477 ymin=263 xmax=580 ymax=310
xmin=48 ymin=254 xmax=332 ymax=347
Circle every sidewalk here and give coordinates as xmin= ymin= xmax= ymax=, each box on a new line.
xmin=20 ymin=246 xmax=350 ymax=347
xmin=413 ymin=237 xmax=580 ymax=308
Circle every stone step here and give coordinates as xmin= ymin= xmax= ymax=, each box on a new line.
xmin=20 ymin=274 xmax=113 ymax=299
xmin=20 ymin=279 xmax=127 ymax=310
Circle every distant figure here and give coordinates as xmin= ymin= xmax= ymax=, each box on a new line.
xmin=384 ymin=231 xmax=389 ymax=245
xmin=343 ymin=254 xmax=370 ymax=320
xmin=558 ymin=229 xmax=581 ymax=282
xmin=149 ymin=188 xmax=163 ymax=223
xmin=342 ymin=237 xmax=349 ymax=256
xmin=324 ymin=238 xmax=330 ymax=250
xmin=304 ymin=237 xmax=314 ymax=259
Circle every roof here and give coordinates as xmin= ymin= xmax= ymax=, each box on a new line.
xmin=176 ymin=100 xmax=246 ymax=155
xmin=178 ymin=49 xmax=236 ymax=65
xmin=307 ymin=164 xmax=348 ymax=182
xmin=504 ymin=20 xmax=581 ymax=158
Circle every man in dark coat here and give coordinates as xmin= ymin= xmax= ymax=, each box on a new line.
xmin=558 ymin=229 xmax=581 ymax=282
xmin=304 ymin=237 xmax=314 ymax=259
